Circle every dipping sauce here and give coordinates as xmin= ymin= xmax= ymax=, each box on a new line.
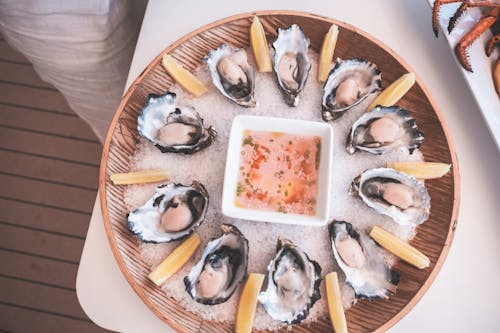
xmin=235 ymin=130 xmax=321 ymax=215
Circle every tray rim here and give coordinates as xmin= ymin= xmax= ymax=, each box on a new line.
xmin=99 ymin=9 xmax=461 ymax=333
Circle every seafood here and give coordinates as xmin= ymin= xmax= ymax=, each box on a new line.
xmin=349 ymin=168 xmax=431 ymax=226
xmin=137 ymin=92 xmax=216 ymax=154
xmin=205 ymin=44 xmax=256 ymax=107
xmin=346 ymin=105 xmax=424 ymax=155
xmin=127 ymin=181 xmax=209 ymax=243
xmin=272 ymin=24 xmax=312 ymax=106
xmin=329 ymin=221 xmax=399 ymax=300
xmin=322 ymin=58 xmax=382 ymax=120
xmin=258 ymin=238 xmax=321 ymax=324
xmin=184 ymin=224 xmax=249 ymax=305
xmin=432 ymin=1 xmax=500 ymax=73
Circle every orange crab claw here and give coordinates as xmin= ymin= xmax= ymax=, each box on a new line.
xmin=448 ymin=3 xmax=469 ymax=33
xmin=455 ymin=7 xmax=500 ymax=72
xmin=433 ymin=0 xmax=463 ymax=37
xmin=486 ymin=33 xmax=500 ymax=56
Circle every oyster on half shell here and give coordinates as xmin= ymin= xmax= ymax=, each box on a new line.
xmin=329 ymin=221 xmax=399 ymax=300
xmin=272 ymin=24 xmax=311 ymax=106
xmin=184 ymin=224 xmax=248 ymax=305
xmin=346 ymin=105 xmax=424 ymax=155
xmin=127 ymin=181 xmax=209 ymax=243
xmin=205 ymin=44 xmax=256 ymax=107
xmin=258 ymin=238 xmax=321 ymax=324
xmin=350 ymin=168 xmax=431 ymax=226
xmin=322 ymin=58 xmax=382 ymax=121
xmin=137 ymin=92 xmax=216 ymax=154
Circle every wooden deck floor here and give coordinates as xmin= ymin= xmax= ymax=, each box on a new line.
xmin=0 ymin=38 xmax=109 ymax=332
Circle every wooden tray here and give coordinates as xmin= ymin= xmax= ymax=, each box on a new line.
xmin=99 ymin=10 xmax=460 ymax=333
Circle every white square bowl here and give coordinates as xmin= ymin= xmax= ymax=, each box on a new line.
xmin=221 ymin=115 xmax=333 ymax=226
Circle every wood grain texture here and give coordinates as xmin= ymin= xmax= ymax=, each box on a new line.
xmin=0 ymin=198 xmax=90 ymax=237
xmin=0 ymin=103 xmax=99 ymax=141
xmin=99 ymin=11 xmax=459 ymax=333
xmin=0 ymin=127 xmax=102 ymax=165
xmin=0 ymin=303 xmax=108 ymax=333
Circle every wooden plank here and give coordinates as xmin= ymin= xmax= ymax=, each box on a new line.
xmin=0 ymin=127 xmax=102 ymax=165
xmin=0 ymin=303 xmax=107 ymax=333
xmin=0 ymin=61 xmax=53 ymax=89
xmin=0 ymin=198 xmax=90 ymax=237
xmin=0 ymin=150 xmax=98 ymax=190
xmin=0 ymin=224 xmax=83 ymax=263
xmin=0 ymin=104 xmax=98 ymax=141
xmin=0 ymin=174 xmax=96 ymax=213
xmin=0 ymin=82 xmax=74 ymax=115
xmin=0 ymin=40 xmax=30 ymax=64
xmin=0 ymin=250 xmax=78 ymax=290
xmin=0 ymin=276 xmax=89 ymax=320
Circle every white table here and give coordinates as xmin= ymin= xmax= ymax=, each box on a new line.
xmin=76 ymin=1 xmax=500 ymax=332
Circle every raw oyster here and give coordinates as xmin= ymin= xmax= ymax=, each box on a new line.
xmin=258 ymin=238 xmax=321 ymax=324
xmin=127 ymin=181 xmax=208 ymax=243
xmin=205 ymin=44 xmax=256 ymax=107
xmin=272 ymin=24 xmax=311 ymax=106
xmin=329 ymin=221 xmax=399 ymax=300
xmin=346 ymin=105 xmax=424 ymax=155
xmin=322 ymin=58 xmax=382 ymax=121
xmin=184 ymin=224 xmax=248 ymax=305
xmin=350 ymin=168 xmax=431 ymax=226
xmin=137 ymin=92 xmax=216 ymax=154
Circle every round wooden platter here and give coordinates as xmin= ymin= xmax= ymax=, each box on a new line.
xmin=99 ymin=10 xmax=460 ymax=333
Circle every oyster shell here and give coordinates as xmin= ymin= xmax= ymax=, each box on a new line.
xmin=184 ymin=224 xmax=248 ymax=305
xmin=205 ymin=44 xmax=256 ymax=107
xmin=137 ymin=92 xmax=216 ymax=154
xmin=272 ymin=24 xmax=311 ymax=106
xmin=346 ymin=105 xmax=424 ymax=155
xmin=350 ymin=168 xmax=431 ymax=226
xmin=329 ymin=221 xmax=399 ymax=300
xmin=258 ymin=238 xmax=321 ymax=324
xmin=127 ymin=181 xmax=208 ymax=243
xmin=322 ymin=58 xmax=382 ymax=121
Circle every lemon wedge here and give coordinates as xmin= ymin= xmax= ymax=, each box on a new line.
xmin=325 ymin=272 xmax=348 ymax=333
xmin=148 ymin=233 xmax=201 ymax=286
xmin=161 ymin=54 xmax=208 ymax=97
xmin=370 ymin=225 xmax=430 ymax=269
xmin=235 ymin=273 xmax=265 ymax=333
xmin=318 ymin=24 xmax=339 ymax=82
xmin=367 ymin=72 xmax=415 ymax=111
xmin=250 ymin=16 xmax=272 ymax=72
xmin=110 ymin=170 xmax=169 ymax=185
xmin=387 ymin=161 xmax=451 ymax=179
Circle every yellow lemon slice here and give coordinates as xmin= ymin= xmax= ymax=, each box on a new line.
xmin=161 ymin=54 xmax=208 ymax=97
xmin=110 ymin=170 xmax=170 ymax=185
xmin=318 ymin=24 xmax=339 ymax=82
xmin=148 ymin=233 xmax=201 ymax=286
xmin=235 ymin=273 xmax=265 ymax=333
xmin=250 ymin=16 xmax=272 ymax=72
xmin=370 ymin=225 xmax=430 ymax=269
xmin=387 ymin=161 xmax=451 ymax=179
xmin=325 ymin=272 xmax=348 ymax=333
xmin=367 ymin=72 xmax=416 ymax=111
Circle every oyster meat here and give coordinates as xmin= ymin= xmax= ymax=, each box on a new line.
xmin=322 ymin=58 xmax=382 ymax=121
xmin=184 ymin=224 xmax=248 ymax=305
xmin=346 ymin=105 xmax=424 ymax=155
xmin=329 ymin=221 xmax=399 ymax=300
xmin=258 ymin=238 xmax=321 ymax=324
xmin=137 ymin=92 xmax=216 ymax=154
xmin=272 ymin=24 xmax=311 ymax=106
xmin=350 ymin=168 xmax=431 ymax=226
xmin=127 ymin=181 xmax=208 ymax=243
xmin=205 ymin=44 xmax=256 ymax=107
